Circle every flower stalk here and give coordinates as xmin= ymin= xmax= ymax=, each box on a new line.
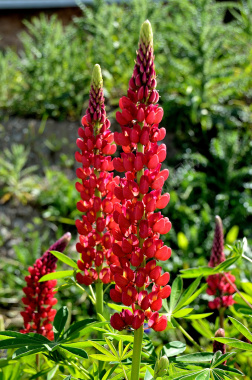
xmin=75 ymin=64 xmax=118 ymax=316
xmin=21 ymin=232 xmax=71 ymax=340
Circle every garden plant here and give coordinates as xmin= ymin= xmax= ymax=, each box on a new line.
xmin=0 ymin=13 xmax=251 ymax=380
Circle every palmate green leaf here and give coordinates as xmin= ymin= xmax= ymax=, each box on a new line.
xmin=172 ymin=370 xmax=206 ymax=380
xmin=108 ymin=368 xmax=131 ymax=380
xmin=39 ymin=270 xmax=74 ymax=282
xmin=211 ymin=352 xmax=236 ymax=368
xmin=122 ymin=342 xmax=132 ymax=359
xmin=101 ymin=364 xmax=119 ymax=380
xmin=241 ymin=282 xmax=252 ymax=294
xmin=106 ymin=303 xmax=131 ymax=312
xmin=180 ymin=256 xmax=239 ymax=279
xmin=180 ymin=267 xmax=214 ymax=278
xmin=173 ymin=308 xmax=194 ymax=318
xmin=195 ymin=371 xmax=210 ymax=380
xmin=0 ymin=338 xmax=42 ymax=349
xmin=229 ymin=316 xmax=252 ymax=342
xmin=184 ymin=313 xmax=213 ymax=320
xmin=61 ymin=345 xmax=88 ymax=359
xmin=183 ymin=284 xmax=207 ymax=307
xmin=50 ymin=250 xmax=78 ymax=269
xmin=162 ymin=298 xmax=169 ymax=312
xmin=61 ymin=318 xmax=97 ymax=341
xmin=89 ymin=354 xmax=114 ymax=362
xmin=214 ymin=365 xmax=244 ymax=376
xmin=60 ymin=339 xmax=105 ymax=349
xmin=175 ymin=352 xmax=214 ymax=363
xmin=122 ymin=349 xmax=133 ymax=360
xmin=213 ymin=337 xmax=252 ymax=351
xmin=104 ymin=332 xmax=134 ymax=343
xmin=12 ymin=345 xmax=43 ymax=359
xmin=104 ymin=337 xmax=118 ymax=358
xmin=161 ymin=341 xmax=186 ymax=358
xmin=192 ymin=319 xmax=214 ymax=339
xmin=53 ymin=306 xmax=69 ymax=341
xmin=0 ymin=331 xmax=50 ymax=343
xmin=170 ymin=277 xmax=183 ymax=312
xmin=174 ymin=277 xmax=202 ymax=312
xmin=213 ymin=256 xmax=240 ymax=273
xmin=88 ymin=341 xmax=116 ymax=360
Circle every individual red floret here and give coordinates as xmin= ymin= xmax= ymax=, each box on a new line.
xmin=148 ymin=312 xmax=167 ymax=332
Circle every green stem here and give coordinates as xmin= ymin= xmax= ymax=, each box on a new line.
xmin=131 ymin=325 xmax=144 ymax=380
xmin=95 ymin=280 xmax=104 ymax=317
xmin=219 ymin=308 xmax=225 ymax=329
xmin=171 ymin=317 xmax=203 ymax=352
xmin=96 ymin=277 xmax=104 ymax=375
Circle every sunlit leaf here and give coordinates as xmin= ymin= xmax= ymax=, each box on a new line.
xmin=39 ymin=270 xmax=74 ymax=282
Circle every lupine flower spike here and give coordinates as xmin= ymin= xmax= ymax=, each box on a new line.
xmin=75 ymin=64 xmax=119 ymax=291
xmin=213 ymin=328 xmax=227 ymax=365
xmin=110 ymin=20 xmax=172 ymax=332
xmin=21 ymin=232 xmax=71 ymax=340
xmin=207 ymin=216 xmax=236 ymax=310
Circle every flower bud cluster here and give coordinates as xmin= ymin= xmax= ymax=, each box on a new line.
xmin=20 ymin=233 xmax=71 ymax=340
xmin=207 ymin=216 xmax=236 ymax=310
xmin=75 ymin=64 xmax=120 ymax=286
xmin=109 ymin=21 xmax=171 ymax=332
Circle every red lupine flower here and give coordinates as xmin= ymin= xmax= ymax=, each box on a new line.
xmin=109 ymin=20 xmax=171 ymax=332
xmin=75 ymin=64 xmax=119 ymax=286
xmin=206 ymin=216 xmax=236 ymax=310
xmin=213 ymin=328 xmax=226 ymax=364
xmin=20 ymin=232 xmax=71 ymax=340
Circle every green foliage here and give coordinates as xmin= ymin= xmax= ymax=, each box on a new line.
xmin=0 ymin=144 xmax=40 ymax=204
xmin=37 ymin=168 xmax=79 ymax=221
xmin=0 ymin=14 xmax=90 ymax=119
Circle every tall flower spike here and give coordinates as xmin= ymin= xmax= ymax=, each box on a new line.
xmin=207 ymin=216 xmax=236 ymax=310
xmin=75 ymin=64 xmax=119 ymax=291
xmin=20 ymin=232 xmax=71 ymax=340
xmin=110 ymin=20 xmax=171 ymax=333
xmin=209 ymin=216 xmax=225 ymax=267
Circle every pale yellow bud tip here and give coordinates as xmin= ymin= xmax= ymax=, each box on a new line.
xmin=140 ymin=20 xmax=153 ymax=47
xmin=91 ymin=64 xmax=103 ymax=90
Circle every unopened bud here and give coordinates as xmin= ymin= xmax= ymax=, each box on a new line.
xmin=213 ymin=328 xmax=226 ymax=364
xmin=154 ymin=355 xmax=169 ymax=377
xmin=140 ymin=20 xmax=153 ymax=48
xmin=91 ymin=64 xmax=103 ymax=93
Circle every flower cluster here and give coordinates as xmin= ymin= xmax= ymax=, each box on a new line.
xmin=109 ymin=21 xmax=171 ymax=332
xmin=207 ymin=216 xmax=236 ymax=310
xmin=20 ymin=232 xmax=71 ymax=340
xmin=75 ymin=64 xmax=119 ymax=286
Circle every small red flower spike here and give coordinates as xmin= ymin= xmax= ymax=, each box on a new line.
xmin=109 ymin=20 xmax=172 ymax=332
xmin=206 ymin=216 xmax=236 ymax=310
xmin=75 ymin=64 xmax=119 ymax=287
xmin=20 ymin=233 xmax=71 ymax=340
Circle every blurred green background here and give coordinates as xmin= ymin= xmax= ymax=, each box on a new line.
xmin=0 ymin=0 xmax=251 ymax=355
